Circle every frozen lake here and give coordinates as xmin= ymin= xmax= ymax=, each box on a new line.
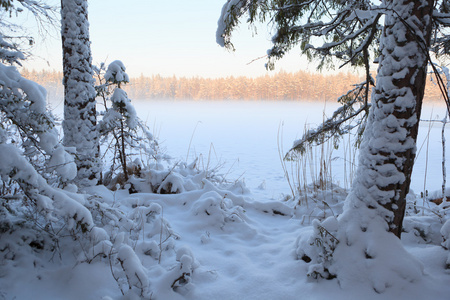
xmin=50 ymin=98 xmax=449 ymax=199
xmin=131 ymin=100 xmax=449 ymax=199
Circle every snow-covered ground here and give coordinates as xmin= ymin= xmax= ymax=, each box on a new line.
xmin=2 ymin=99 xmax=449 ymax=299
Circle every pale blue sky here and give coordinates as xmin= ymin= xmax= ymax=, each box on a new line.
xmin=21 ymin=0 xmax=310 ymax=78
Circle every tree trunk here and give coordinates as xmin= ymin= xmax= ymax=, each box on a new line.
xmin=296 ymin=0 xmax=434 ymax=290
xmin=356 ymin=0 xmax=434 ymax=238
xmin=61 ymin=0 xmax=100 ymax=186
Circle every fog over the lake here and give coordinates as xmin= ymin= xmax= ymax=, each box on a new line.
xmin=50 ymin=98 xmax=449 ymax=198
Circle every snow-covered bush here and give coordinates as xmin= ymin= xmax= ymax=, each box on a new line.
xmin=400 ymin=189 xmax=450 ymax=246
xmin=117 ymin=244 xmax=150 ymax=295
xmin=0 ymin=58 xmax=93 ymax=231
xmin=169 ymin=246 xmax=199 ymax=293
xmin=441 ymin=219 xmax=450 ymax=268
xmin=295 ymin=217 xmax=339 ymax=280
xmin=0 ymin=63 xmax=76 ymax=184
xmin=191 ymin=190 xmax=245 ymax=227
xmin=95 ymin=60 xmax=164 ymax=188
xmin=0 ymin=32 xmax=104 ymax=293
xmin=139 ymin=159 xmax=206 ymax=194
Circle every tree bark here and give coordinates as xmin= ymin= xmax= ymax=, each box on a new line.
xmin=363 ymin=0 xmax=434 ymax=238
xmin=61 ymin=0 xmax=100 ymax=186
xmin=293 ymin=0 xmax=435 ymax=289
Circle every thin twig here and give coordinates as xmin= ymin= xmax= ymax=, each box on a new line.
xmin=246 ymin=55 xmax=268 ymax=65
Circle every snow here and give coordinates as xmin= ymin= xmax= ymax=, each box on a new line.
xmin=2 ymin=0 xmax=450 ymax=296
xmin=3 ymin=172 xmax=449 ymax=299
xmin=117 ymin=244 xmax=149 ymax=292
xmin=2 ymin=94 xmax=450 ymax=298
xmin=216 ymin=0 xmax=247 ymax=48
xmin=110 ymin=88 xmax=138 ymax=129
xmin=297 ymin=0 xmax=440 ymax=292
xmin=61 ymin=0 xmax=100 ymax=186
xmin=0 ymin=60 xmax=79 ymax=189
xmin=48 ymin=144 xmax=77 ymax=182
xmin=0 ymin=143 xmax=94 ymax=229
xmin=104 ymin=60 xmax=130 ymax=85
xmin=3 ymin=69 xmax=450 ymax=300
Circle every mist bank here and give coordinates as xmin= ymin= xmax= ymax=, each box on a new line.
xmin=21 ymin=69 xmax=446 ymax=103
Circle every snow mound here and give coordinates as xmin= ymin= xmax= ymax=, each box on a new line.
xmin=191 ymin=191 xmax=245 ymax=227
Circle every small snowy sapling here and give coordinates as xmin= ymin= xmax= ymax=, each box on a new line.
xmin=95 ymin=60 xmax=158 ymax=188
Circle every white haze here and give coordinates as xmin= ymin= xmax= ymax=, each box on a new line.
xmin=50 ymin=98 xmax=449 ymax=199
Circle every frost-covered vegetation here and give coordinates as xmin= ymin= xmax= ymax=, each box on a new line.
xmin=1 ymin=0 xmax=450 ymax=299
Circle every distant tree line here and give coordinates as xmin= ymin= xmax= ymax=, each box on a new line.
xmin=21 ymin=68 xmax=444 ymax=102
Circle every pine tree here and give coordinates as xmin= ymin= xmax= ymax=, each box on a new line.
xmin=96 ymin=60 xmax=153 ymax=186
xmin=218 ymin=0 xmax=450 ymax=289
xmin=61 ymin=0 xmax=100 ymax=186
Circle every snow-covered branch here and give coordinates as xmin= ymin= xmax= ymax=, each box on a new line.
xmin=286 ymin=80 xmax=371 ymax=159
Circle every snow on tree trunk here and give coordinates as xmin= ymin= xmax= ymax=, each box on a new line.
xmin=353 ymin=0 xmax=433 ymax=238
xmin=61 ymin=0 xmax=100 ymax=186
xmin=298 ymin=0 xmax=433 ymax=292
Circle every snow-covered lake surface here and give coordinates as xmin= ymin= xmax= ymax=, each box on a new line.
xmin=48 ymin=98 xmax=449 ymax=199
xmin=125 ymin=99 xmax=449 ymax=199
